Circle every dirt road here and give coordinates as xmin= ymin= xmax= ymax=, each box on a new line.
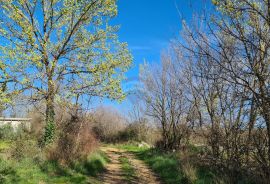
xmin=100 ymin=147 xmax=161 ymax=184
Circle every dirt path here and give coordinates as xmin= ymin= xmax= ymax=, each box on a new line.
xmin=100 ymin=147 xmax=161 ymax=184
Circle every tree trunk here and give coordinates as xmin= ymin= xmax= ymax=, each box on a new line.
xmin=43 ymin=78 xmax=56 ymax=145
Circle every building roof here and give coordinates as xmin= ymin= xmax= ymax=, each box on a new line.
xmin=0 ymin=117 xmax=32 ymax=121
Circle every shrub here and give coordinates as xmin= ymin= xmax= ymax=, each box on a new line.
xmin=0 ymin=123 xmax=31 ymax=141
xmin=0 ymin=124 xmax=15 ymax=140
xmin=92 ymin=106 xmax=127 ymax=143
xmin=0 ymin=158 xmax=18 ymax=183
xmin=10 ymin=137 xmax=41 ymax=161
xmin=119 ymin=121 xmax=150 ymax=143
xmin=47 ymin=115 xmax=97 ymax=164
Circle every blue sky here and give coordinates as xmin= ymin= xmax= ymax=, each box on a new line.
xmin=94 ymin=0 xmax=210 ymax=114
xmin=1 ymin=0 xmax=212 ymax=117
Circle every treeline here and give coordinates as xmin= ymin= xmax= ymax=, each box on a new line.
xmin=22 ymin=104 xmax=157 ymax=163
xmin=139 ymin=0 xmax=270 ymax=183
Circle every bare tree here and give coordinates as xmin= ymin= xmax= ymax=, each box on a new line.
xmin=140 ymin=53 xmax=192 ymax=150
xmin=172 ymin=0 xmax=270 ymax=181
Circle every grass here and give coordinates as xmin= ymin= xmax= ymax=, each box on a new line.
xmin=0 ymin=139 xmax=109 ymax=184
xmin=119 ymin=155 xmax=137 ymax=183
xmin=72 ymin=151 xmax=110 ymax=177
xmin=0 ymin=140 xmax=12 ymax=152
xmin=116 ymin=143 xmax=217 ymax=184
xmin=137 ymin=149 xmax=182 ymax=184
xmin=0 ymin=154 xmax=108 ymax=184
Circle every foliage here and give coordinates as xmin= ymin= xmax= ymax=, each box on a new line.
xmin=0 ymin=0 xmax=132 ymax=143
xmin=47 ymin=115 xmax=97 ymax=164
xmin=10 ymin=138 xmax=41 ymax=161
xmin=0 ymin=124 xmax=30 ymax=141
xmin=0 ymin=0 xmax=132 ymax=101
xmin=0 ymin=124 xmax=15 ymax=140
xmin=0 ymin=140 xmax=11 ymax=152
xmin=43 ymin=121 xmax=55 ymax=146
xmin=119 ymin=121 xmax=160 ymax=144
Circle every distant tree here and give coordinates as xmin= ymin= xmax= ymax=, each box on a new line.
xmin=92 ymin=106 xmax=127 ymax=142
xmin=0 ymin=0 xmax=132 ymax=144
xmin=140 ymin=53 xmax=191 ymax=150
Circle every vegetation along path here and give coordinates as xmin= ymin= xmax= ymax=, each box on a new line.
xmin=100 ymin=147 xmax=161 ymax=184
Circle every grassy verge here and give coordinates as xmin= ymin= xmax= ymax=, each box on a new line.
xmin=116 ymin=143 xmax=217 ymax=184
xmin=0 ymin=140 xmax=109 ymax=184
xmin=72 ymin=150 xmax=110 ymax=177
xmin=119 ymin=155 xmax=137 ymax=183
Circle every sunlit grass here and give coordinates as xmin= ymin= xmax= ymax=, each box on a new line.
xmin=0 ymin=149 xmax=109 ymax=184
xmin=0 ymin=140 xmax=11 ymax=151
xmin=116 ymin=143 xmax=218 ymax=184
xmin=119 ymin=156 xmax=137 ymax=183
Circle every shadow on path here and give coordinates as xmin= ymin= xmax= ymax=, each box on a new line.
xmin=100 ymin=147 xmax=161 ymax=184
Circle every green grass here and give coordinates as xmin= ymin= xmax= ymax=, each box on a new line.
xmin=116 ymin=143 xmax=217 ymax=184
xmin=72 ymin=151 xmax=110 ymax=177
xmin=0 ymin=148 xmax=109 ymax=184
xmin=119 ymin=156 xmax=137 ymax=183
xmin=0 ymin=140 xmax=11 ymax=152
xmin=137 ymin=149 xmax=182 ymax=184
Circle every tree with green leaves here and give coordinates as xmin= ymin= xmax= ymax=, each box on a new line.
xmin=0 ymin=0 xmax=132 ymax=144
xmin=0 ymin=60 xmax=14 ymax=115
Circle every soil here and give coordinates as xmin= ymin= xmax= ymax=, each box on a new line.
xmin=100 ymin=147 xmax=161 ymax=184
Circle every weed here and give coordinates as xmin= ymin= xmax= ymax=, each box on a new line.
xmin=119 ymin=156 xmax=137 ymax=183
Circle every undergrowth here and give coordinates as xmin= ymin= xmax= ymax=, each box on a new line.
xmin=0 ymin=148 xmax=109 ymax=184
xmin=116 ymin=143 xmax=218 ymax=184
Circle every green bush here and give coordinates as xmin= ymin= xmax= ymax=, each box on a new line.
xmin=0 ymin=158 xmax=18 ymax=184
xmin=10 ymin=138 xmax=41 ymax=161
xmin=0 ymin=124 xmax=15 ymax=140
xmin=0 ymin=124 xmax=30 ymax=141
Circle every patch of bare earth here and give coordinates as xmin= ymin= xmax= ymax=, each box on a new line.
xmin=100 ymin=147 xmax=126 ymax=184
xmin=100 ymin=147 xmax=161 ymax=184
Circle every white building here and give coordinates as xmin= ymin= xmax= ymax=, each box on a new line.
xmin=0 ymin=117 xmax=32 ymax=130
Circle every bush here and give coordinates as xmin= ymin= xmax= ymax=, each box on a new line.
xmin=0 ymin=123 xmax=31 ymax=141
xmin=0 ymin=158 xmax=18 ymax=183
xmin=47 ymin=115 xmax=97 ymax=164
xmin=0 ymin=124 xmax=15 ymax=140
xmin=10 ymin=137 xmax=42 ymax=161
xmin=118 ymin=122 xmax=148 ymax=142
xmin=119 ymin=121 xmax=161 ymax=145
xmin=92 ymin=106 xmax=127 ymax=143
